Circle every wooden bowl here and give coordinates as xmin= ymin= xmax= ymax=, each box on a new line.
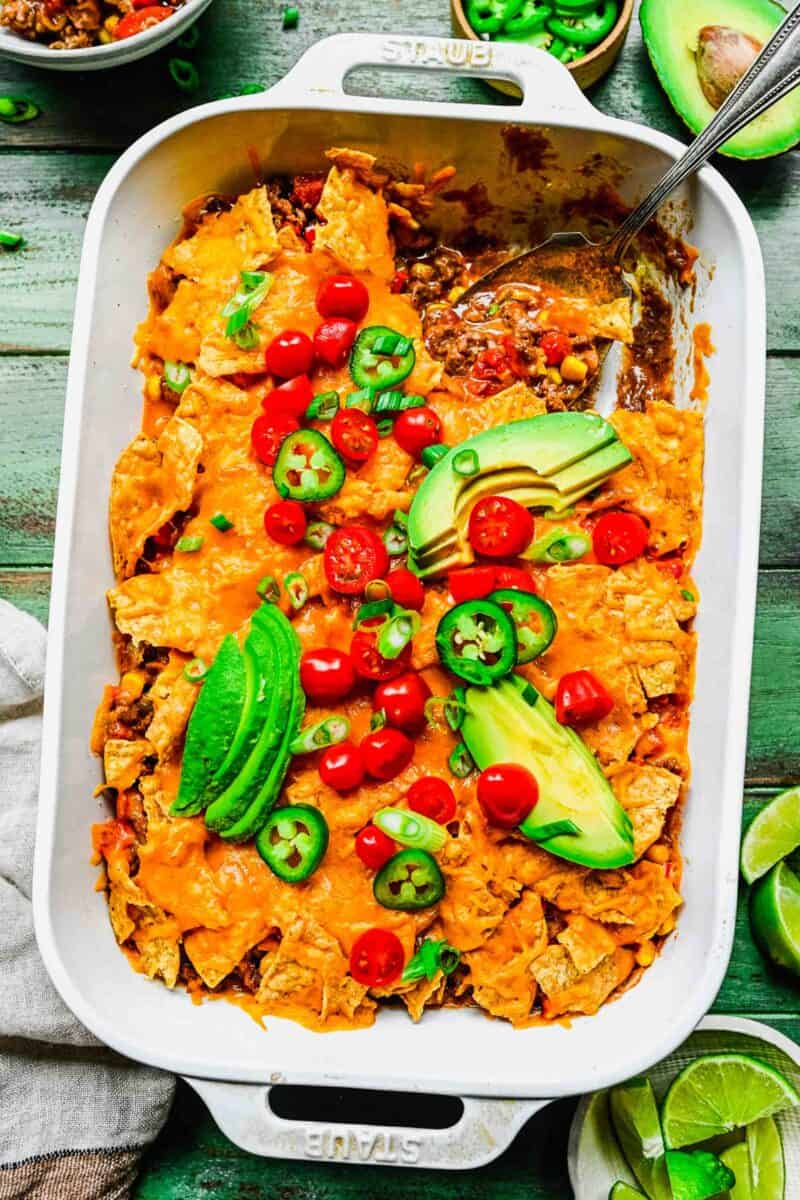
xmin=450 ymin=0 xmax=634 ymax=95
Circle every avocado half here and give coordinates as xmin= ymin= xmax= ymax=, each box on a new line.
xmin=640 ymin=0 xmax=800 ymax=158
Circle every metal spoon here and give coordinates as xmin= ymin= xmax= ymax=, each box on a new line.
xmin=457 ymin=2 xmax=800 ymax=310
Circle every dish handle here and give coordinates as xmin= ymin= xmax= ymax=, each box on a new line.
xmin=184 ymin=1077 xmax=549 ymax=1169
xmin=265 ymin=31 xmax=593 ymax=119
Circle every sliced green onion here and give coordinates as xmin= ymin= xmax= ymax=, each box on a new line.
xmin=169 ymin=58 xmax=200 ymax=94
xmin=681 ymin=589 xmax=695 ymax=602
xmin=393 ymin=509 xmax=409 ymax=530
xmin=424 ymin=692 xmax=465 ymax=731
xmin=448 ymin=741 xmax=474 ymax=779
xmin=239 ymin=82 xmax=265 ymax=95
xmin=290 ymin=715 xmax=350 ymax=754
xmin=487 ymin=303 xmax=501 ymax=317
xmin=304 ymin=520 xmax=334 ymax=551
xmin=373 ymin=390 xmax=425 ymax=415
xmin=376 ymin=419 xmax=394 ymax=438
xmin=0 ymin=97 xmax=40 ymax=124
xmin=374 ymin=807 xmax=447 ymax=852
xmin=210 ymin=512 xmax=234 ymax=532
xmin=221 ymin=271 xmax=273 ymax=343
xmin=306 ymin=390 xmax=340 ymax=421
xmin=175 ymin=535 xmax=204 ymax=552
xmin=0 ymin=230 xmax=24 ymax=250
xmin=383 ymin=523 xmax=408 ymax=556
xmin=183 ymin=657 xmax=208 ymax=683
xmin=452 ymin=448 xmax=479 ymax=477
xmin=377 ymin=610 xmax=420 ymax=659
xmin=523 ymin=526 xmax=589 ymax=564
xmin=421 ymin=443 xmax=449 ymax=469
xmin=402 ymin=938 xmax=461 ymax=983
xmin=256 ymin=575 xmax=280 ymax=603
xmin=365 ymin=579 xmax=392 ymax=603
xmin=354 ymin=598 xmax=394 ymax=629
xmin=370 ymin=709 xmax=387 ymax=731
xmin=345 ymin=388 xmax=374 ymax=412
xmin=526 ymin=819 xmax=581 ymax=842
xmin=231 ymin=321 xmax=260 ymax=351
xmin=177 ymin=23 xmax=200 ymax=49
xmin=284 ymin=571 xmax=308 ymax=611
xmin=163 ymin=360 xmax=191 ymax=393
xmin=282 ymin=4 xmax=299 ymax=27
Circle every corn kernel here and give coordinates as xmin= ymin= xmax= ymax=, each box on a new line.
xmin=646 ymin=843 xmax=671 ymax=864
xmin=146 ymin=375 xmax=161 ymax=401
xmin=98 ymin=28 xmax=112 ymax=42
xmin=635 ymin=941 xmax=656 ymax=968
xmin=658 ymin=915 xmax=677 ymax=937
xmin=447 ymin=285 xmax=466 ymax=303
xmin=119 ymin=670 xmax=147 ymax=701
xmin=546 ymin=367 xmax=562 ymax=384
xmin=560 ymin=355 xmax=589 ymax=383
xmin=103 ymin=13 xmax=118 ymax=28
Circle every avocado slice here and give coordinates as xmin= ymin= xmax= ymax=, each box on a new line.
xmin=407 ymin=413 xmax=631 ymax=577
xmin=171 ymin=635 xmax=246 ymax=816
xmin=204 ymin=606 xmax=300 ymax=834
xmin=461 ymin=676 xmax=635 ymax=869
xmin=640 ymin=0 xmax=800 ymax=159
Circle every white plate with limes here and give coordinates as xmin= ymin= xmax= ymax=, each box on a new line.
xmin=569 ymin=1016 xmax=800 ymax=1199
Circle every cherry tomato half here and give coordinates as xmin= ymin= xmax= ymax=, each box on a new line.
xmin=319 ymin=741 xmax=365 ymax=792
xmin=251 ymin=412 xmax=300 ymax=466
xmin=300 ymin=647 xmax=356 ymax=703
xmin=265 ymin=330 xmax=314 ymax=380
xmin=314 ymin=318 xmax=358 ymax=368
xmin=350 ymin=628 xmax=411 ymax=681
xmin=385 ymin=566 xmax=425 ymax=612
xmin=539 ymin=330 xmax=571 ymax=367
xmin=448 ymin=565 xmax=497 ymax=603
xmin=493 ymin=566 xmax=537 ymax=593
xmin=555 ymin=669 xmax=614 ymax=727
xmin=263 ymin=499 xmax=307 ymax=546
xmin=261 ymin=374 xmax=313 ymax=420
xmin=316 ymin=275 xmax=369 ymax=322
xmin=331 ymin=409 xmax=379 ymax=464
xmin=324 ymin=525 xmax=389 ymax=595
xmin=467 ymin=496 xmax=534 ymax=559
xmin=360 ymin=727 xmax=414 ymax=781
xmin=408 ymin=777 xmax=456 ymax=824
xmin=477 ymin=763 xmax=538 ymax=828
xmin=349 ymin=928 xmax=404 ymax=988
xmin=374 ymin=671 xmax=431 ymax=733
xmin=355 ymin=824 xmax=397 ymax=871
xmin=592 ymin=511 xmax=649 ymax=566
xmin=393 ymin=407 xmax=443 ymax=457
xmin=114 ymin=4 xmax=173 ymax=38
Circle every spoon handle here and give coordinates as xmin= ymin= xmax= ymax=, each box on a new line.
xmin=612 ymin=1 xmax=800 ymax=260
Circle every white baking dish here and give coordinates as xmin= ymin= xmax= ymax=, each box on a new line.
xmin=33 ymin=34 xmax=765 ymax=1168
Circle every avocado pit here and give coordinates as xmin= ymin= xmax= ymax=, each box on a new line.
xmin=695 ymin=24 xmax=762 ymax=109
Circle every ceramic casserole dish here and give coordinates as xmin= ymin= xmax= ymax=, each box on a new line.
xmin=33 ymin=33 xmax=765 ymax=1168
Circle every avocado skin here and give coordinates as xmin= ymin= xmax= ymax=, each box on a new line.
xmin=461 ymin=677 xmax=635 ymax=870
xmin=640 ymin=0 xmax=800 ymax=159
xmin=204 ymin=606 xmax=301 ymax=834
xmin=171 ymin=635 xmax=246 ymax=816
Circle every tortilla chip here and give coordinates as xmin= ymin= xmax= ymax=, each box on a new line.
xmin=539 ymin=294 xmax=634 ymax=344
xmin=464 ymin=890 xmax=548 ymax=1025
xmin=133 ymin=923 xmax=181 ymax=988
xmin=184 ymin=917 xmax=269 ymax=989
xmin=135 ymin=820 xmax=229 ymax=933
xmin=109 ymin=416 xmax=202 ymax=580
xmin=142 ymin=278 xmax=223 ymax=365
xmin=532 ymin=945 xmax=634 ymax=1019
xmin=103 ymin=738 xmax=153 ymax=791
xmin=614 ymin=764 xmax=682 ymax=857
xmin=145 ymin=658 xmax=198 ymax=761
xmin=316 ymin=166 xmax=395 ymax=279
xmin=108 ymin=886 xmax=136 ymax=944
xmin=163 ymin=187 xmax=280 ymax=288
xmin=108 ymin=571 xmax=206 ymax=654
xmin=557 ymin=915 xmax=616 ymax=974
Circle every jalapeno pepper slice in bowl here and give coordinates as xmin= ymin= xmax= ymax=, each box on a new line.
xmin=547 ymin=0 xmax=618 ymax=46
xmin=373 ymin=848 xmax=445 ymax=911
xmin=255 ymin=804 xmax=329 ymax=883
xmin=465 ymin=0 xmax=524 ymax=32
xmin=272 ymin=428 xmax=345 ymax=501
xmin=350 ymin=326 xmax=416 ymax=391
xmin=489 ymin=588 xmax=557 ymax=663
xmin=435 ymin=598 xmax=517 ymax=686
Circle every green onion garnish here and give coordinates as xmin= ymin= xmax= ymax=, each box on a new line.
xmin=373 ymin=807 xmax=446 ymax=853
xmin=284 ymin=571 xmax=308 ymax=611
xmin=393 ymin=509 xmax=409 ymax=530
xmin=353 ymin=597 xmax=394 ymax=629
xmin=376 ymin=419 xmax=393 ymax=438
xmin=290 ymin=714 xmax=350 ymax=754
xmin=256 ymin=575 xmax=280 ymax=603
xmin=163 ymin=360 xmax=191 ymax=393
xmin=523 ymin=526 xmax=589 ymax=564
xmin=452 ymin=448 xmax=479 ymax=477
xmin=364 ymin=579 xmax=392 ymax=603
xmin=175 ymin=535 xmax=204 ymax=552
xmin=0 ymin=97 xmax=40 ymax=124
xmin=370 ymin=709 xmax=387 ymax=731
xmin=448 ymin=741 xmax=474 ymax=779
xmin=221 ymin=271 xmax=273 ymax=347
xmin=376 ymin=609 xmax=420 ymax=659
xmin=424 ymin=692 xmax=466 ymax=731
xmin=232 ymin=322 xmax=260 ymax=351
xmin=169 ymin=58 xmax=200 ymax=94
xmin=487 ymin=303 xmax=501 ymax=317
xmin=0 ymin=231 xmax=24 ymax=250
xmin=282 ymin=5 xmax=299 ymax=27
xmin=372 ymin=391 xmax=425 ymax=416
xmin=210 ymin=512 xmax=234 ymax=532
xmin=421 ymin=443 xmax=449 ymax=469
xmin=345 ymin=388 xmax=374 ymax=412
xmin=402 ymin=938 xmax=461 ymax=983
xmin=306 ymin=390 xmax=340 ymax=421
xmin=177 ymin=23 xmax=200 ymax=49
xmin=681 ymin=589 xmax=695 ymax=602
xmin=183 ymin=657 xmax=208 ymax=683
xmin=383 ymin=523 xmax=408 ymax=556
xmin=407 ymin=463 xmax=428 ymax=486
xmin=304 ymin=520 xmax=334 ymax=551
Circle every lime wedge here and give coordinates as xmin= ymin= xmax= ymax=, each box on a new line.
xmin=746 ymin=1116 xmax=785 ymax=1199
xmin=750 ymin=860 xmax=800 ymax=977
xmin=661 ymin=1053 xmax=800 ymax=1149
xmin=609 ymin=1077 xmax=671 ymax=1200
xmin=741 ymin=787 xmax=800 ymax=883
xmin=719 ymin=1142 xmax=752 ymax=1199
xmin=610 ymin=1184 xmax=646 ymax=1199
xmin=665 ymin=1149 xmax=735 ymax=1200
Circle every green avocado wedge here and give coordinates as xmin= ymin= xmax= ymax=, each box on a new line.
xmin=610 ymin=1078 xmax=672 ymax=1200
xmin=640 ymin=0 xmax=800 ymax=159
xmin=664 ymin=1149 xmax=736 ymax=1200
xmin=460 ymin=676 xmax=635 ymax=869
xmin=171 ymin=635 xmax=246 ymax=816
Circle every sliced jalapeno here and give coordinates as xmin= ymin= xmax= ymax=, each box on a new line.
xmin=255 ymin=804 xmax=329 ymax=883
xmin=547 ymin=0 xmax=618 ymax=46
xmin=466 ymin=0 xmax=524 ymax=33
xmin=489 ymin=588 xmax=557 ymax=663
xmin=436 ymin=598 xmax=517 ymax=685
xmin=284 ymin=571 xmax=309 ymax=611
xmin=373 ymin=848 xmax=445 ymax=911
xmin=503 ymin=0 xmax=552 ymax=36
xmin=272 ymin=428 xmax=345 ymax=502
xmin=350 ymin=326 xmax=416 ymax=391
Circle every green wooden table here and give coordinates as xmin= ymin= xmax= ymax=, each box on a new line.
xmin=2 ymin=3 xmax=800 ymax=1194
